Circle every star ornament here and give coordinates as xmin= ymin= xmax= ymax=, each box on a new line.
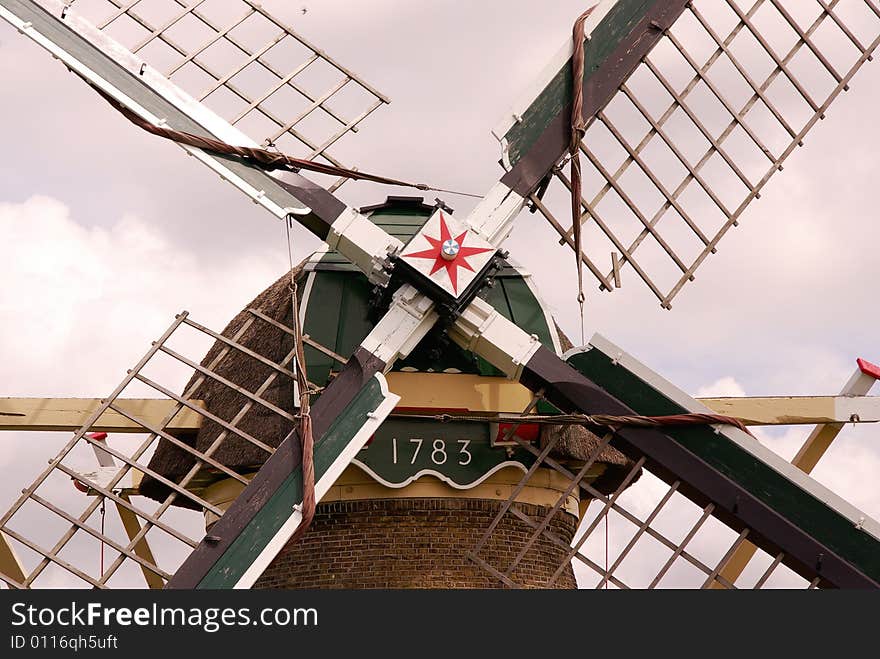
xmin=402 ymin=211 xmax=494 ymax=294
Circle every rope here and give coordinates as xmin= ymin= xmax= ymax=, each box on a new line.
xmin=85 ymin=81 xmax=482 ymax=198
xmin=571 ymin=7 xmax=598 ymax=344
xmin=284 ymin=217 xmax=316 ymax=543
xmin=388 ymin=411 xmax=754 ymax=438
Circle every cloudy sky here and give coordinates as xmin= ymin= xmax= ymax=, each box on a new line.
xmin=0 ymin=0 xmax=878 ymax=588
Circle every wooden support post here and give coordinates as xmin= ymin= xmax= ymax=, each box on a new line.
xmin=0 ymin=398 xmax=204 ymax=433
xmin=0 ymin=530 xmax=26 ymax=587
xmin=710 ymin=359 xmax=880 ymax=589
xmin=87 ymin=433 xmax=163 ymax=589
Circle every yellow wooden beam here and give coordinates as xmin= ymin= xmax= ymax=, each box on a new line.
xmin=114 ymin=494 xmax=164 ymax=589
xmin=0 ymin=530 xmax=26 ymax=587
xmin=0 ymin=398 xmax=204 ymax=433
xmin=2 ymin=392 xmax=879 ymax=434
xmin=699 ymin=396 xmax=880 ymax=426
xmin=709 ymin=365 xmax=879 ymax=588
xmin=385 ymin=372 xmax=534 ymax=413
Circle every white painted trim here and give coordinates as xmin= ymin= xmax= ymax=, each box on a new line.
xmin=491 ymin=0 xmax=620 ymax=142
xmin=584 ymin=333 xmax=880 ymax=544
xmin=512 ymin=261 xmax=564 ymax=355
xmin=349 ymin=459 xmax=530 ymax=491
xmin=327 ymin=208 xmax=403 ymax=285
xmin=234 ymin=373 xmax=400 ymax=589
xmin=361 ymin=284 xmax=438 ymax=366
xmin=450 ymin=297 xmax=542 ymax=381
xmin=465 ymin=181 xmax=527 ymax=248
xmin=298 ymin=271 xmax=317 ymax=330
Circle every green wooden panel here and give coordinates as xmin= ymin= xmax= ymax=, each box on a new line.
xmin=197 ymin=377 xmax=389 ymax=588
xmin=335 ymin=275 xmax=376 ymax=367
xmin=302 ymin=272 xmax=345 ymax=385
xmin=501 ymin=277 xmax=554 ymax=349
xmin=566 ymin=347 xmax=880 ymax=584
xmin=503 ymin=0 xmax=656 ymax=167
xmin=352 ymin=418 xmax=535 ymax=488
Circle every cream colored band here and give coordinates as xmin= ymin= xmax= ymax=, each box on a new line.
xmin=203 ymin=465 xmax=602 ymax=528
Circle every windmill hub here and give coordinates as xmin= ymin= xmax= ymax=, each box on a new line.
xmin=441 ymin=238 xmax=460 ymax=261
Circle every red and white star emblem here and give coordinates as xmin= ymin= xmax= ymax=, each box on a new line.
xmin=401 ymin=211 xmax=493 ymax=294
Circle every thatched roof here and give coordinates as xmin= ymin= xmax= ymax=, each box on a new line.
xmin=140 ymin=264 xmax=305 ymax=505
xmin=141 ymin=266 xmax=638 ymax=505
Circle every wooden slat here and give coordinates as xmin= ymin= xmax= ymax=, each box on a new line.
xmin=0 ymin=398 xmax=204 ymax=432
xmin=699 ymin=396 xmax=880 ymax=426
xmin=2 ymin=394 xmax=879 ymax=434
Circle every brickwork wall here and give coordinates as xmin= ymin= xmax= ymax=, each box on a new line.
xmin=254 ymin=498 xmax=578 ymax=589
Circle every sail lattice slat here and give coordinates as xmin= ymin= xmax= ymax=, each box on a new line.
xmin=0 ymin=309 xmax=325 ymax=589
xmin=532 ymin=0 xmax=880 ymax=307
xmin=46 ymin=0 xmax=389 ymax=189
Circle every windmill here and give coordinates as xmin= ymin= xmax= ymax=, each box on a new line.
xmin=1 ymin=0 xmax=879 ymax=589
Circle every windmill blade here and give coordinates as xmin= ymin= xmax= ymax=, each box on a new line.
xmin=493 ymin=0 xmax=880 ymax=307
xmin=167 ymin=284 xmax=436 ymax=588
xmin=0 ymin=0 xmax=400 ymax=285
xmin=168 ymin=365 xmax=399 ymax=589
xmin=0 ymin=283 xmax=434 ymax=589
xmin=449 ymin=297 xmax=880 ymax=588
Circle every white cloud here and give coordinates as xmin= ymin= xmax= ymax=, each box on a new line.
xmin=695 ymin=376 xmax=747 ymax=398
xmin=0 ymin=195 xmax=284 ymax=395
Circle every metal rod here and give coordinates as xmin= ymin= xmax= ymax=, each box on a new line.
xmin=595 ymin=480 xmax=681 ymax=589
xmin=547 ymin=457 xmax=646 ymax=586
xmin=648 ymin=504 xmax=714 ymax=589
xmin=27 ymin=492 xmax=170 ymax=581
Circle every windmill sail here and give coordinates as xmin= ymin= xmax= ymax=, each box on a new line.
xmin=494 ymin=0 xmax=880 ymax=307
xmin=3 ymin=0 xmax=879 ymax=590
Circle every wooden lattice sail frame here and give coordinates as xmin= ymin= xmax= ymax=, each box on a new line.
xmin=0 ymin=0 xmax=879 ymax=589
